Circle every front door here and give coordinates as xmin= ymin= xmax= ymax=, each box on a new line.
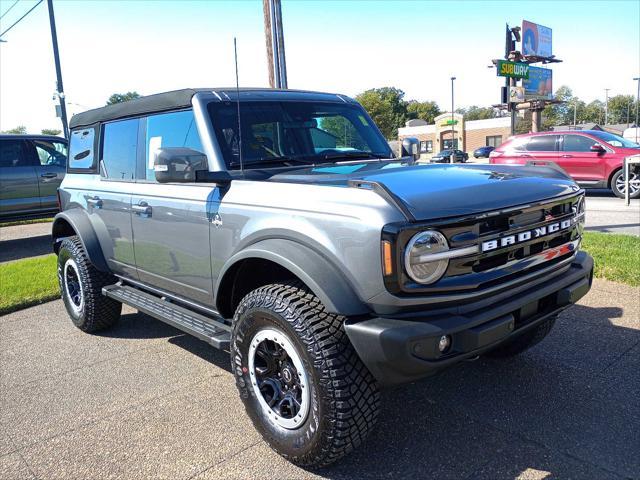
xmin=0 ymin=139 xmax=39 ymax=218
xmin=558 ymin=134 xmax=606 ymax=182
xmin=28 ymin=138 xmax=68 ymax=210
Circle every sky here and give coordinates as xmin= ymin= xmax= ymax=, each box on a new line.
xmin=0 ymin=0 xmax=639 ymax=133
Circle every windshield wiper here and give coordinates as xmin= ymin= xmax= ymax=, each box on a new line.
xmin=321 ymin=151 xmax=387 ymax=161
xmin=241 ymin=156 xmax=314 ymax=167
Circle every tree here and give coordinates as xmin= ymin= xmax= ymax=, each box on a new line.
xmin=355 ymin=87 xmax=408 ymax=139
xmin=406 ymin=100 xmax=441 ymax=124
xmin=3 ymin=125 xmax=27 ymax=134
xmin=456 ymin=105 xmax=501 ymax=121
xmin=106 ymin=91 xmax=141 ymax=105
xmin=41 ymin=128 xmax=62 ymax=136
xmin=607 ymin=94 xmax=637 ymax=125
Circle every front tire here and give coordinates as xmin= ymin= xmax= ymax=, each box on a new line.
xmin=57 ymin=236 xmax=121 ymax=332
xmin=611 ymin=168 xmax=640 ymax=199
xmin=485 ymin=316 xmax=556 ymax=358
xmin=231 ymin=282 xmax=380 ymax=468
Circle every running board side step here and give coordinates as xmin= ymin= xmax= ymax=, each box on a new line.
xmin=102 ymin=284 xmax=231 ymax=350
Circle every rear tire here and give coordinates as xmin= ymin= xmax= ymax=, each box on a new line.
xmin=611 ymin=169 xmax=640 ymax=199
xmin=485 ymin=316 xmax=556 ymax=358
xmin=231 ymin=282 xmax=380 ymax=468
xmin=57 ymin=236 xmax=121 ymax=332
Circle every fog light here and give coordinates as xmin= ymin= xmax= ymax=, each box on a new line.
xmin=438 ymin=335 xmax=451 ymax=353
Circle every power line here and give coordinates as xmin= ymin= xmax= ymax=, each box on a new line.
xmin=0 ymin=0 xmax=43 ymax=39
xmin=0 ymin=0 xmax=20 ymax=21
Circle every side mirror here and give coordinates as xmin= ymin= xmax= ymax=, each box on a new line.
xmin=401 ymin=137 xmax=421 ymax=162
xmin=590 ymin=143 xmax=606 ymax=154
xmin=154 ymin=148 xmax=208 ymax=183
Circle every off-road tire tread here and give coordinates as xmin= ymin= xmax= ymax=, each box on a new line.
xmin=59 ymin=236 xmax=121 ymax=332
xmin=232 ymin=281 xmax=380 ymax=468
xmin=486 ymin=316 xmax=556 ymax=358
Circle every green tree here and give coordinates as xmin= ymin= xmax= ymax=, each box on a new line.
xmin=607 ymin=94 xmax=637 ymax=125
xmin=41 ymin=128 xmax=62 ymax=136
xmin=406 ymin=100 xmax=441 ymax=124
xmin=584 ymin=100 xmax=605 ymax=124
xmin=106 ymin=91 xmax=141 ymax=105
xmin=3 ymin=125 xmax=27 ymax=134
xmin=355 ymin=87 xmax=408 ymax=139
xmin=456 ymin=105 xmax=502 ymax=121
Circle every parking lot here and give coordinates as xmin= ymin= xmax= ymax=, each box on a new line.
xmin=1 ymin=277 xmax=638 ymax=479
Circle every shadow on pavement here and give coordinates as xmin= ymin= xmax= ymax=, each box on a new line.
xmin=0 ymin=234 xmax=52 ymax=262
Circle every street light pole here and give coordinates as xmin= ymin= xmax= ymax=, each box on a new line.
xmin=450 ymin=76 xmax=456 ymax=163
xmin=634 ymin=77 xmax=640 ymax=143
xmin=46 ymin=0 xmax=68 ymax=139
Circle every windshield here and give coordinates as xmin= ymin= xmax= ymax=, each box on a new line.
xmin=589 ymin=131 xmax=640 ymax=148
xmin=208 ymin=101 xmax=392 ymax=169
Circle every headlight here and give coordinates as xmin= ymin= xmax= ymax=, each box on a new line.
xmin=404 ymin=230 xmax=449 ymax=284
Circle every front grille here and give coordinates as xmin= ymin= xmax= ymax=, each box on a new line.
xmin=385 ymin=192 xmax=585 ymax=296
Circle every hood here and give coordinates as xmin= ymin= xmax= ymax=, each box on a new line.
xmin=268 ymin=161 xmax=580 ymax=221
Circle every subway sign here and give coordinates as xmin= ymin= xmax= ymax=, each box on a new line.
xmin=496 ymin=60 xmax=530 ymax=79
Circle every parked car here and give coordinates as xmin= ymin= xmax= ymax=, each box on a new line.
xmin=431 ymin=149 xmax=468 ymax=163
xmin=0 ymin=134 xmax=67 ymax=220
xmin=489 ymin=130 xmax=640 ymax=198
xmin=53 ymin=88 xmax=592 ymax=467
xmin=474 ymin=145 xmax=495 ymax=158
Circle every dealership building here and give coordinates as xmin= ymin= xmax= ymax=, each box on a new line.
xmin=397 ymin=113 xmax=511 ymax=159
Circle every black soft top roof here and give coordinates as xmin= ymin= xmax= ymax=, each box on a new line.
xmin=69 ymin=88 xmax=354 ymax=129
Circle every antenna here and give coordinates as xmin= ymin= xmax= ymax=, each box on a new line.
xmin=234 ymin=37 xmax=243 ymax=174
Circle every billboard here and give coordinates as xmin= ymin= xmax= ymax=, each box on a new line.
xmin=523 ymin=67 xmax=553 ymax=99
xmin=510 ymin=86 xmax=525 ymax=103
xmin=522 ymin=20 xmax=552 ymax=57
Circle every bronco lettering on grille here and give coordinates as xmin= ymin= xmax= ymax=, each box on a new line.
xmin=481 ymin=217 xmax=576 ymax=253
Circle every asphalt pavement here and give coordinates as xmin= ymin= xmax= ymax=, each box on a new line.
xmin=1 ymin=279 xmax=638 ymax=479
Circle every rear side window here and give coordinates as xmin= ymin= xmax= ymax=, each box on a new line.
xmin=562 ymin=134 xmax=597 ymax=152
xmin=0 ymin=140 xmax=29 ymax=168
xmin=525 ymin=135 xmax=558 ymax=152
xmin=69 ymin=128 xmax=96 ymax=170
xmin=102 ymin=119 xmax=139 ymax=181
xmin=144 ymin=110 xmax=203 ymax=181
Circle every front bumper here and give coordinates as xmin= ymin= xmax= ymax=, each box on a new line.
xmin=345 ymin=251 xmax=594 ymax=387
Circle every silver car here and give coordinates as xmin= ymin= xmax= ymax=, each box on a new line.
xmin=52 ymin=88 xmax=593 ymax=467
xmin=0 ymin=134 xmax=67 ymax=220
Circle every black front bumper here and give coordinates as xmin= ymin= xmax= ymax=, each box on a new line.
xmin=345 ymin=251 xmax=594 ymax=387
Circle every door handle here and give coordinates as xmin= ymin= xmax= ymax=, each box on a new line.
xmin=519 ymin=154 xmax=532 ymax=157
xmin=561 ymin=154 xmax=573 ymax=158
xmin=40 ymin=172 xmax=57 ymax=179
xmin=132 ymin=202 xmax=152 ymax=216
xmin=86 ymin=196 xmax=103 ymax=208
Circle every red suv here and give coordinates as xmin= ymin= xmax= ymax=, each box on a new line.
xmin=489 ymin=130 xmax=640 ymax=198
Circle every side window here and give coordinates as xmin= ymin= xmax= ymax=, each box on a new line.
xmin=33 ymin=140 xmax=67 ymax=167
xmin=144 ymin=110 xmax=203 ymax=181
xmin=525 ymin=135 xmax=558 ymax=152
xmin=102 ymin=118 xmax=139 ymax=181
xmin=69 ymin=128 xmax=96 ymax=170
xmin=486 ymin=135 xmax=502 ymax=148
xmin=563 ymin=134 xmax=597 ymax=152
xmin=0 ymin=140 xmax=29 ymax=168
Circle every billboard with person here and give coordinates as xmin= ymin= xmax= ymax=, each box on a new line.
xmin=523 ymin=67 xmax=553 ymax=99
xmin=522 ymin=20 xmax=553 ymax=57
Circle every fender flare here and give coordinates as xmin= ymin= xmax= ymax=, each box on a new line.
xmin=52 ymin=209 xmax=109 ymax=272
xmin=216 ymin=238 xmax=369 ymax=316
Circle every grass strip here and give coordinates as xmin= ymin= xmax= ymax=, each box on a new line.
xmin=0 ymin=217 xmax=54 ymax=228
xmin=0 ymin=254 xmax=59 ymax=316
xmin=582 ymin=232 xmax=640 ymax=287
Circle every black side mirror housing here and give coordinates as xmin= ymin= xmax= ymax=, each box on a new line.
xmin=154 ymin=148 xmax=208 ymax=183
xmin=401 ymin=137 xmax=421 ymax=162
xmin=590 ymin=143 xmax=606 ymax=154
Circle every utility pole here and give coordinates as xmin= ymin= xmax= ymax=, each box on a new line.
xmin=604 ymin=88 xmax=610 ymax=125
xmin=573 ymin=100 xmax=577 ymax=128
xmin=450 ymin=76 xmax=456 ymax=162
xmin=262 ymin=0 xmax=287 ymax=89
xmin=47 ymin=0 xmax=68 ymax=139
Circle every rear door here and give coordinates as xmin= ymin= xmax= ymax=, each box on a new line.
xmin=130 ymin=110 xmax=215 ymax=306
xmin=523 ymin=135 xmax=560 ymax=164
xmin=28 ymin=138 xmax=68 ymax=210
xmin=0 ymin=139 xmax=40 ymax=218
xmin=558 ymin=134 xmax=605 ymax=182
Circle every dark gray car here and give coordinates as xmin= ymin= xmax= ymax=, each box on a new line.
xmin=0 ymin=134 xmax=67 ymax=220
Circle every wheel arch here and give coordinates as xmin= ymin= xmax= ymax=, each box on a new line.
xmin=215 ymin=239 xmax=369 ymax=319
xmin=52 ymin=209 xmax=110 ymax=272
xmin=607 ymin=166 xmax=622 ymax=188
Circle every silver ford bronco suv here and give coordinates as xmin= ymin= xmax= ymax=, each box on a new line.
xmin=53 ymin=88 xmax=593 ymax=467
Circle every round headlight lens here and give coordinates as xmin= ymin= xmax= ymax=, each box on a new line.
xmin=404 ymin=230 xmax=449 ymax=284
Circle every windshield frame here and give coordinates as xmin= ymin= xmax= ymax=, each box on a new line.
xmin=589 ymin=130 xmax=640 ymax=149
xmin=206 ymin=99 xmax=393 ymax=170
